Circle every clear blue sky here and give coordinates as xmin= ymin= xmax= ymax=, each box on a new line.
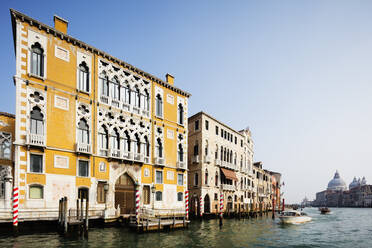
xmin=1 ymin=0 xmax=372 ymax=203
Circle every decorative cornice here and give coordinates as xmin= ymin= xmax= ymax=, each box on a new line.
xmin=10 ymin=8 xmax=191 ymax=98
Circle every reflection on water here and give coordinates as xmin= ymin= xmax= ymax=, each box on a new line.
xmin=1 ymin=208 xmax=372 ymax=248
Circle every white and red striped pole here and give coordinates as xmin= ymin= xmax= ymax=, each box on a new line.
xmin=185 ymin=190 xmax=189 ymax=220
xmin=199 ymin=195 xmax=203 ymax=217
xmin=135 ymin=189 xmax=140 ymax=224
xmin=13 ymin=186 xmax=19 ymax=228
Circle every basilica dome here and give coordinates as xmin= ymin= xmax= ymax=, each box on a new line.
xmin=327 ymin=171 xmax=347 ymax=191
xmin=349 ymin=177 xmax=359 ymax=189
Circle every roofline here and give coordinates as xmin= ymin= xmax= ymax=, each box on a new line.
xmin=9 ymin=8 xmax=191 ymax=98
xmin=0 ymin=112 xmax=15 ymax=118
xmin=188 ymin=111 xmax=248 ymax=137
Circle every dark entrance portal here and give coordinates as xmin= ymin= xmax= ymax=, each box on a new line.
xmin=115 ymin=173 xmax=135 ymax=214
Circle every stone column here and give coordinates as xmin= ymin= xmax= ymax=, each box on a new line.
xmin=4 ymin=166 xmax=13 ymax=209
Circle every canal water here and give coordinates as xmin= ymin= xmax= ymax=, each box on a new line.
xmin=1 ymin=208 xmax=371 ymax=248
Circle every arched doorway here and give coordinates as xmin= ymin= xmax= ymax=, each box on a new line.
xmin=204 ymin=194 xmax=210 ymax=213
xmin=115 ymin=173 xmax=135 ymax=214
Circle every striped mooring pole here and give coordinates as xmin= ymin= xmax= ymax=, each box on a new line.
xmin=219 ymin=192 xmax=224 ymax=226
xmin=13 ymin=186 xmax=19 ymax=229
xmin=185 ymin=190 xmax=189 ymax=220
xmin=199 ymin=196 xmax=203 ymax=218
xmin=135 ymin=189 xmax=140 ymax=224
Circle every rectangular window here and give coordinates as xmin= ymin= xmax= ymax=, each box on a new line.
xmin=156 ymin=191 xmax=162 ymax=201
xmin=205 ymin=120 xmax=209 ymax=130
xmin=235 ymin=136 xmax=237 ymax=144
xmin=221 ymin=129 xmax=223 ymax=138
xmin=143 ymin=185 xmax=150 ymax=204
xmin=78 ymin=160 xmax=89 ymax=177
xmin=156 ymin=170 xmax=163 ymax=184
xmin=215 ymin=126 xmax=219 ymax=135
xmin=29 ymin=185 xmax=43 ymax=199
xmin=177 ymin=192 xmax=183 ymax=201
xmin=193 ymin=144 xmax=198 ymax=156
xmin=195 ymin=120 xmax=199 ymax=131
xmin=241 ymin=140 xmax=243 ymax=147
xmin=97 ymin=182 xmax=106 ymax=203
xmin=30 ymin=154 xmax=43 ymax=173
xmin=177 ymin=173 xmax=184 ymax=186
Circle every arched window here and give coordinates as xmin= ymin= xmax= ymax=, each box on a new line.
xmin=98 ymin=125 xmax=108 ymax=156
xmin=226 ymin=149 xmax=229 ymax=162
xmin=144 ymin=136 xmax=150 ymax=157
xmin=205 ymin=169 xmax=208 ymax=185
xmin=122 ymin=82 xmax=131 ymax=104
xmin=78 ymin=62 xmax=89 ymax=92
xmin=111 ymin=128 xmax=120 ymax=150
xmin=178 ymin=144 xmax=184 ymax=162
xmin=78 ymin=119 xmax=89 ymax=144
xmin=99 ymin=71 xmax=109 ymax=97
xmin=31 ymin=43 xmax=44 ymax=77
xmin=134 ymin=87 xmax=141 ymax=108
xmin=134 ymin=134 xmax=141 ymax=154
xmin=156 ymin=138 xmax=163 ymax=158
xmin=30 ymin=107 xmax=44 ymax=135
xmin=215 ymin=172 xmax=218 ymax=186
xmin=156 ymin=94 xmax=163 ymax=117
xmin=205 ymin=140 xmax=208 ymax=156
xmin=178 ymin=104 xmax=184 ymax=125
xmin=230 ymin=151 xmax=233 ymax=163
xmin=144 ymin=90 xmax=150 ymax=111
xmin=224 ymin=148 xmax=227 ymax=162
xmin=123 ymin=131 xmax=131 ymax=152
xmin=194 ymin=173 xmax=198 ymax=186
xmin=111 ymin=76 xmax=120 ymax=100
xmin=220 ymin=146 xmax=223 ymax=160
xmin=234 ymin=153 xmax=237 ymax=165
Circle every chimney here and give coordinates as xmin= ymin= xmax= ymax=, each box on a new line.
xmin=166 ymin=73 xmax=174 ymax=85
xmin=54 ymin=15 xmax=68 ymax=34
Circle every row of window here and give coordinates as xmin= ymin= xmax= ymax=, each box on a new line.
xmin=155 ymin=170 xmax=184 ymax=185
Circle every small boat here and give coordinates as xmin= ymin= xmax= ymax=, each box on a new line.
xmin=319 ymin=207 xmax=331 ymax=214
xmin=279 ymin=210 xmax=312 ymax=224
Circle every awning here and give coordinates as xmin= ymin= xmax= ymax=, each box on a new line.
xmin=221 ymin=168 xmax=238 ymax=181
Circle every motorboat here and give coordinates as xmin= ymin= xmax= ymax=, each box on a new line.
xmin=279 ymin=210 xmax=312 ymax=224
xmin=319 ymin=207 xmax=331 ymax=214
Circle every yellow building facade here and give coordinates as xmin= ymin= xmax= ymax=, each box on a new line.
xmin=10 ymin=9 xmax=190 ymax=221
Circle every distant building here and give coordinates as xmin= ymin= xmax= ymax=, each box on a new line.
xmin=313 ymin=171 xmax=372 ymax=208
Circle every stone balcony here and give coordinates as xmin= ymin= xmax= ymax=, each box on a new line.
xmin=221 ymin=184 xmax=236 ymax=191
xmin=215 ymin=159 xmax=221 ymax=166
xmin=221 ymin=160 xmax=236 ymax=171
xmin=154 ymin=156 xmax=165 ymax=166
xmin=191 ymin=155 xmax=199 ymax=164
xmin=204 ymin=155 xmax=212 ymax=164
xmin=99 ymin=94 xmax=150 ymax=118
xmin=76 ymin=142 xmax=91 ymax=154
xmin=26 ymin=133 xmax=45 ymax=147
xmin=177 ymin=161 xmax=186 ymax=170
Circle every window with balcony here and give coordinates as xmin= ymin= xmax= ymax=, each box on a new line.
xmin=177 ymin=192 xmax=183 ymax=201
xmin=156 ymin=170 xmax=163 ymax=184
xmin=177 ymin=173 xmax=183 ymax=186
xmin=111 ymin=128 xmax=120 ymax=150
xmin=178 ymin=104 xmax=184 ymax=125
xmin=0 ymin=132 xmax=11 ymax=159
xmin=98 ymin=126 xmax=108 ymax=156
xmin=155 ymin=191 xmax=162 ymax=201
xmin=123 ymin=131 xmax=131 ymax=152
xmin=143 ymin=90 xmax=150 ymax=112
xmin=134 ymin=87 xmax=141 ymax=108
xmin=122 ymin=83 xmax=131 ymax=105
xmin=155 ymin=94 xmax=163 ymax=117
xmin=193 ymin=143 xmax=198 ymax=156
xmin=78 ymin=160 xmax=89 ymax=177
xmin=194 ymin=173 xmax=198 ymax=186
xmin=31 ymin=43 xmax=44 ymax=77
xmin=156 ymin=138 xmax=163 ymax=158
xmin=134 ymin=134 xmax=141 ymax=156
xmin=30 ymin=154 xmax=43 ymax=173
xmin=110 ymin=76 xmax=120 ymax=101
xmin=178 ymin=144 xmax=184 ymax=162
xmin=29 ymin=185 xmax=43 ymax=199
xmin=30 ymin=107 xmax=44 ymax=135
xmin=78 ymin=62 xmax=89 ymax=92
xmin=77 ymin=119 xmax=89 ymax=144
xmin=99 ymin=71 xmax=109 ymax=98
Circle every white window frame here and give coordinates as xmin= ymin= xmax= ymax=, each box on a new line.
xmin=155 ymin=170 xmax=163 ymax=184
xmin=28 ymin=152 xmax=45 ymax=174
xmin=27 ymin=30 xmax=47 ymax=80
xmin=27 ymin=184 xmax=44 ymax=200
xmin=177 ymin=173 xmax=184 ymax=186
xmin=77 ymin=159 xmax=90 ymax=178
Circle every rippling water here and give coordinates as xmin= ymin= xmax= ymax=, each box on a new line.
xmin=1 ymin=208 xmax=372 ymax=248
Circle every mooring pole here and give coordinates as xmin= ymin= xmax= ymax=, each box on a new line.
xmin=219 ymin=192 xmax=223 ymax=227
xmin=272 ymin=197 xmax=275 ymax=219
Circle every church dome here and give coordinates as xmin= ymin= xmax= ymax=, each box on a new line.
xmin=327 ymin=171 xmax=347 ymax=191
xmin=349 ymin=177 xmax=359 ymax=189
xmin=361 ymin=177 xmax=367 ymax=186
